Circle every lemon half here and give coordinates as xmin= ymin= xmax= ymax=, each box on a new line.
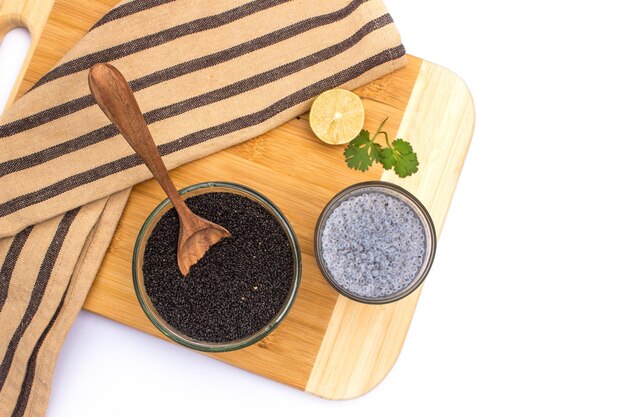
xmin=309 ymin=89 xmax=365 ymax=145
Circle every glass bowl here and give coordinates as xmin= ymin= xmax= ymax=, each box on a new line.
xmin=314 ymin=181 xmax=436 ymax=304
xmin=132 ymin=182 xmax=301 ymax=352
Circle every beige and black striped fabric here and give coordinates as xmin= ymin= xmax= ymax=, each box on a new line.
xmin=0 ymin=0 xmax=405 ymax=415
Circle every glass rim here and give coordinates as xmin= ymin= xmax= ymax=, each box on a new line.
xmin=132 ymin=181 xmax=302 ymax=352
xmin=314 ymin=181 xmax=437 ymax=305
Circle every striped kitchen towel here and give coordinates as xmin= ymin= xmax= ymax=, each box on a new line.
xmin=0 ymin=0 xmax=406 ymax=415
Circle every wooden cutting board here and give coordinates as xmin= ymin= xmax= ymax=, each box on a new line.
xmin=1 ymin=0 xmax=474 ymax=399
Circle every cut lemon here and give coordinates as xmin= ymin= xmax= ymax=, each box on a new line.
xmin=309 ymin=89 xmax=365 ymax=145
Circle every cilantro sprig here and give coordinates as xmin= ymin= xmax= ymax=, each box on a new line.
xmin=343 ymin=118 xmax=419 ymax=178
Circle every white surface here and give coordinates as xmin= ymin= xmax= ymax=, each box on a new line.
xmin=1 ymin=1 xmax=625 ymax=415
xmin=0 ymin=27 xmax=30 ymax=109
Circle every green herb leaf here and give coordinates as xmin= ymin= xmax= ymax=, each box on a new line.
xmin=351 ymin=129 xmax=371 ymax=147
xmin=370 ymin=143 xmax=383 ymax=163
xmin=391 ymin=139 xmax=419 ymax=178
xmin=342 ymin=120 xmax=420 ymax=178
xmin=344 ymin=130 xmax=374 ymax=172
xmin=392 ymin=138 xmax=414 ymax=156
xmin=379 ymin=147 xmax=396 ymax=170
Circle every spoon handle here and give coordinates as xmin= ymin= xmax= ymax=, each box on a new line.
xmin=88 ymin=63 xmax=190 ymax=216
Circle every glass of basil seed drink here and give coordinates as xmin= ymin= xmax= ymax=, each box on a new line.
xmin=314 ymin=181 xmax=436 ymax=304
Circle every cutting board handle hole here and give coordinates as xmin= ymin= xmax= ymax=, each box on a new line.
xmin=0 ymin=27 xmax=31 ymax=111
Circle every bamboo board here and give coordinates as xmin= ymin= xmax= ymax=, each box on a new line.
xmin=2 ymin=0 xmax=475 ymax=399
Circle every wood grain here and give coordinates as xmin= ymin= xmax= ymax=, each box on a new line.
xmin=306 ymin=62 xmax=475 ymax=398
xmin=0 ymin=0 xmax=55 ymax=110
xmin=7 ymin=0 xmax=474 ymax=398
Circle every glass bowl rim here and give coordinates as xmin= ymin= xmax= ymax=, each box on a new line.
xmin=314 ymin=180 xmax=437 ymax=305
xmin=132 ymin=181 xmax=302 ymax=352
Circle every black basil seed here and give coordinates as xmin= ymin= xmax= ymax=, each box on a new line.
xmin=143 ymin=192 xmax=294 ymax=343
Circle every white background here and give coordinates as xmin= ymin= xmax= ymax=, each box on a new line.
xmin=1 ymin=1 xmax=625 ymax=416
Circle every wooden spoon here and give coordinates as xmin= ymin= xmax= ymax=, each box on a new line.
xmin=88 ymin=63 xmax=231 ymax=276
